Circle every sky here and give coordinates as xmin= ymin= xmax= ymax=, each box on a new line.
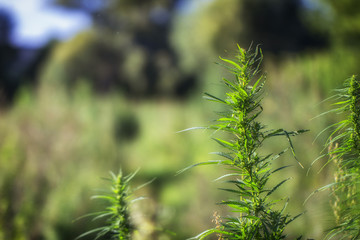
xmin=175 ymin=0 xmax=216 ymax=15
xmin=0 ymin=0 xmax=92 ymax=48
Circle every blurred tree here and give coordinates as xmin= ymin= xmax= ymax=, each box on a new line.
xmin=171 ymin=0 xmax=328 ymax=85
xmin=242 ymin=0 xmax=327 ymax=53
xmin=0 ymin=8 xmax=20 ymax=104
xmin=0 ymin=8 xmax=13 ymax=44
xmin=171 ymin=0 xmax=242 ymax=74
xmin=0 ymin=8 xmax=53 ymax=106
xmin=45 ymin=0 xmax=196 ymax=98
xmin=319 ymin=0 xmax=360 ymax=46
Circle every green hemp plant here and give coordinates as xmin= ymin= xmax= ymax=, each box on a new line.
xmin=76 ymin=169 xmax=146 ymax=240
xmin=180 ymin=45 xmax=307 ymax=239
xmin=317 ymin=75 xmax=360 ymax=239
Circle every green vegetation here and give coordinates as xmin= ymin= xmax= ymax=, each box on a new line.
xmin=1 ymin=50 xmax=359 ymax=239
xmin=181 ymin=46 xmax=307 ymax=239
xmin=3 ymin=0 xmax=360 ymax=239
xmin=76 ymin=170 xmax=142 ymax=240
xmin=0 ymin=82 xmax=218 ymax=239
xmin=314 ymin=75 xmax=360 ymax=239
xmin=77 ymin=46 xmax=360 ymax=240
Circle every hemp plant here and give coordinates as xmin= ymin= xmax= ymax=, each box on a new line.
xmin=76 ymin=169 xmax=146 ymax=240
xmin=317 ymin=75 xmax=360 ymax=239
xmin=181 ymin=45 xmax=307 ymax=239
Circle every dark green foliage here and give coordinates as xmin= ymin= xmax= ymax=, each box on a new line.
xmin=320 ymin=0 xmax=360 ymax=46
xmin=242 ymin=0 xmax=326 ymax=53
xmin=184 ymin=45 xmax=307 ymax=239
xmin=48 ymin=0 xmax=197 ymax=98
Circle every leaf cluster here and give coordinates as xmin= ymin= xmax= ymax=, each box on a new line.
xmin=76 ymin=170 xmax=146 ymax=240
xmin=186 ymin=45 xmax=307 ymax=239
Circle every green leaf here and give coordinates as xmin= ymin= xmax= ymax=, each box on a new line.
xmin=284 ymin=131 xmax=304 ymax=169
xmin=176 ymin=127 xmax=208 ymax=133
xmin=203 ymin=92 xmax=226 ymax=103
xmin=132 ymin=178 xmax=156 ymax=192
xmin=91 ymin=195 xmax=115 ymax=201
xmin=217 ymin=117 xmax=237 ymax=123
xmin=272 ymin=165 xmax=292 ymax=174
xmin=209 ymin=151 xmax=234 ymax=161
xmin=176 ymin=160 xmax=233 ymax=175
xmin=212 ymin=138 xmax=235 ymax=149
xmin=222 ymin=77 xmax=238 ymax=91
xmin=219 ymin=56 xmax=242 ymax=71
xmin=238 ymin=88 xmax=248 ymax=98
xmin=252 ymin=77 xmax=261 ymax=91
xmin=92 ymin=212 xmax=113 ymax=221
xmin=213 ymin=173 xmax=243 ymax=182
xmin=187 ymin=228 xmax=233 ymax=240
xmin=219 ymin=200 xmax=250 ymax=208
xmin=75 ymin=226 xmax=108 ymax=240
xmin=124 ymin=168 xmax=139 ymax=182
xmin=266 ymin=178 xmax=291 ymax=197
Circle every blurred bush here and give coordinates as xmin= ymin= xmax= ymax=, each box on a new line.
xmin=0 ymin=80 xmax=229 ymax=239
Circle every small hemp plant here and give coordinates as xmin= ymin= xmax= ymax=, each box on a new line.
xmin=314 ymin=75 xmax=360 ymax=239
xmin=76 ymin=169 xmax=148 ymax=240
xmin=179 ymin=45 xmax=308 ymax=240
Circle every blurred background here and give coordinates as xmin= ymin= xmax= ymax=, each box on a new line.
xmin=0 ymin=0 xmax=359 ymax=239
